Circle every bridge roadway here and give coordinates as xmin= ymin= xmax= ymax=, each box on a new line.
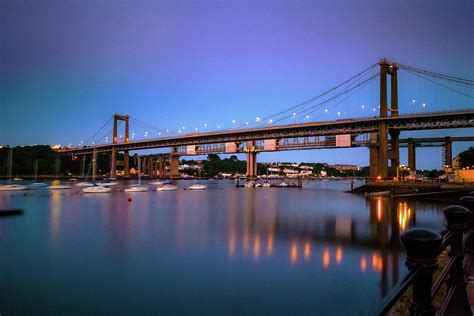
xmin=59 ymin=110 xmax=474 ymax=156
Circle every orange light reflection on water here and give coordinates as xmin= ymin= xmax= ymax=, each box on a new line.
xmin=322 ymin=248 xmax=330 ymax=269
xmin=336 ymin=247 xmax=343 ymax=265
xmin=372 ymin=252 xmax=383 ymax=272
xmin=267 ymin=233 xmax=273 ymax=256
xmin=377 ymin=198 xmax=382 ymax=222
xmin=361 ymin=256 xmax=367 ymax=272
xmin=304 ymin=240 xmax=311 ymax=261
xmin=398 ymin=202 xmax=411 ymax=231
xmin=290 ymin=242 xmax=298 ymax=264
xmin=49 ymin=190 xmax=62 ymax=243
xmin=253 ymin=234 xmax=261 ymax=260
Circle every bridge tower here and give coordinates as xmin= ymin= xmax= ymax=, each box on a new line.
xmin=370 ymin=59 xmax=399 ymax=180
xmin=110 ymin=114 xmax=130 ymax=178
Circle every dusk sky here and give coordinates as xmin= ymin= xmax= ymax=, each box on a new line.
xmin=1 ymin=0 xmax=473 ymax=169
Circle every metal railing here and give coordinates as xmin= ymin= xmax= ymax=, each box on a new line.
xmin=377 ymin=192 xmax=474 ymax=315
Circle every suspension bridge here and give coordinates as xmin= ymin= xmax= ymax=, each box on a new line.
xmin=58 ymin=59 xmax=474 ymax=180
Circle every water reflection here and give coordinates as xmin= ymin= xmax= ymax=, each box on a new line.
xmin=49 ymin=190 xmax=63 ymax=245
xmin=0 ymin=181 xmax=449 ymax=315
xmin=223 ymin=189 xmax=445 ymax=299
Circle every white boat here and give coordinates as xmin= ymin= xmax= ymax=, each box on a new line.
xmin=125 ymin=186 xmax=148 ymax=192
xmin=98 ymin=182 xmax=118 ymax=187
xmin=48 ymin=185 xmax=70 ymax=190
xmin=13 ymin=177 xmax=23 ymax=181
xmin=188 ymin=170 xmax=206 ymax=190
xmin=83 ymin=186 xmax=112 ymax=193
xmin=0 ymin=184 xmax=28 ymax=191
xmin=83 ymin=147 xmax=112 ymax=194
xmin=76 ymin=182 xmax=94 ymax=187
xmin=157 ymin=185 xmax=178 ymax=191
xmin=149 ymin=181 xmax=165 ymax=185
xmin=29 ymin=182 xmax=48 ymax=187
xmin=279 ymin=182 xmax=288 ymax=187
xmin=263 ymin=182 xmax=271 ymax=187
xmin=255 ymin=183 xmax=262 ymax=187
xmin=189 ymin=184 xmax=207 ymax=190
xmin=124 ymin=156 xmax=148 ymax=192
xmin=244 ymin=181 xmax=254 ymax=188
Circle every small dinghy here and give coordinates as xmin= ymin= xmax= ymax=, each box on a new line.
xmin=0 ymin=209 xmax=23 ymax=216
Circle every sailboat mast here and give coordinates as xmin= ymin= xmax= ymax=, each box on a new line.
xmin=81 ymin=156 xmax=86 ymax=178
xmin=7 ymin=147 xmax=13 ymax=181
xmin=137 ymin=155 xmax=141 ymax=185
xmin=34 ymin=159 xmax=38 ymax=182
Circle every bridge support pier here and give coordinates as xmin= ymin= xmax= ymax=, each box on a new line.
xmin=124 ymin=151 xmax=130 ymax=177
xmin=369 ymin=133 xmax=379 ymax=178
xmin=246 ymin=141 xmax=258 ymax=180
xmin=110 ymin=147 xmax=117 ymax=178
xmin=148 ymin=158 xmax=153 ymax=178
xmin=378 ymin=123 xmax=389 ymax=180
xmin=444 ymin=137 xmax=452 ymax=168
xmin=389 ymin=131 xmax=400 ymax=178
xmin=159 ymin=156 xmax=166 ymax=178
xmin=408 ymin=138 xmax=416 ymax=171
xmin=170 ymin=149 xmax=180 ymax=179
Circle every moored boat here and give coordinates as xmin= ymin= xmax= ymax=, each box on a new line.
xmin=189 ymin=184 xmax=207 ymax=190
xmin=149 ymin=181 xmax=165 ymax=185
xmin=47 ymin=184 xmax=70 ymax=190
xmin=125 ymin=186 xmax=148 ymax=192
xmin=76 ymin=182 xmax=94 ymax=187
xmin=0 ymin=184 xmax=28 ymax=191
xmin=125 ymin=154 xmax=147 ymax=192
xmin=29 ymin=182 xmax=48 ymax=187
xmin=157 ymin=185 xmax=178 ymax=191
xmin=83 ymin=186 xmax=112 ymax=193
xmin=99 ymin=182 xmax=118 ymax=187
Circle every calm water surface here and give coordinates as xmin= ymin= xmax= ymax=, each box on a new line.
xmin=0 ymin=180 xmax=447 ymax=315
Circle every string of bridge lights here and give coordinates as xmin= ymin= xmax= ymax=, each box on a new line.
xmin=72 ymin=61 xmax=473 ymax=147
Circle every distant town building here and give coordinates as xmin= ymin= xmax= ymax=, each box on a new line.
xmin=328 ymin=164 xmax=360 ymax=171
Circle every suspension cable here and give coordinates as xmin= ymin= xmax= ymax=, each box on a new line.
xmin=403 ymin=69 xmax=474 ymax=99
xmin=397 ymin=63 xmax=474 ymax=86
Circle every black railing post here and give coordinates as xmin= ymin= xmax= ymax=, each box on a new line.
xmin=441 ymin=205 xmax=472 ymax=316
xmin=400 ymin=228 xmax=442 ymax=316
xmin=459 ymin=196 xmax=474 ymax=212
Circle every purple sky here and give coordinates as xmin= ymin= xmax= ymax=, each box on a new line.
xmin=1 ymin=0 xmax=473 ymax=169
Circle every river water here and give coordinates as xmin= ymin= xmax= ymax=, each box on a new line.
xmin=0 ymin=180 xmax=447 ymax=315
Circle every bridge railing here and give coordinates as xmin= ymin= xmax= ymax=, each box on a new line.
xmin=377 ymin=193 xmax=474 ymax=315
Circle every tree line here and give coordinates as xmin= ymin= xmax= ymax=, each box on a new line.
xmin=3 ymin=145 xmax=472 ymax=178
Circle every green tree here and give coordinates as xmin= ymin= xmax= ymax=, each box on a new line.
xmin=458 ymin=147 xmax=474 ymax=168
